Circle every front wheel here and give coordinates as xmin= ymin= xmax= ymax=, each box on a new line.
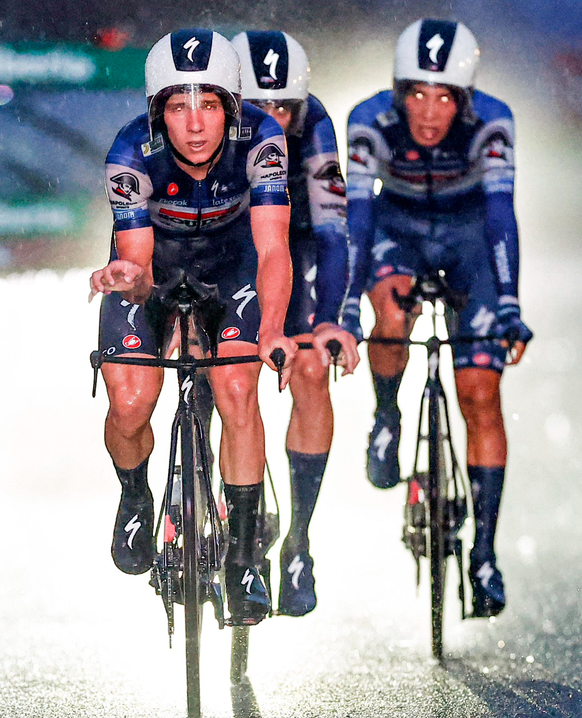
xmin=428 ymin=391 xmax=447 ymax=661
xmin=181 ymin=414 xmax=204 ymax=718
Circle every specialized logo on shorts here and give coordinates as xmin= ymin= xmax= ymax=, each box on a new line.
xmin=233 ymin=284 xmax=257 ymax=319
xmin=254 ymin=143 xmax=285 ymax=168
xmin=473 ymin=353 xmax=492 ymax=367
xmin=221 ymin=327 xmax=241 ymax=340
xmin=167 ymin=183 xmax=179 ymax=196
xmin=111 ymin=172 xmax=139 ymax=200
xmin=122 ymin=334 xmax=142 ymax=349
xmin=314 ymin=161 xmax=346 ymax=197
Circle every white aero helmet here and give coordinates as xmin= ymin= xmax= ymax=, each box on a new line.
xmin=394 ymin=19 xmax=480 ymax=88
xmin=231 ymin=31 xmax=310 ymax=101
xmin=145 ymin=28 xmax=241 ymax=137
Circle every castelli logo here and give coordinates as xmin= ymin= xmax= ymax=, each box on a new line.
xmin=406 ymin=150 xmax=420 ymax=161
xmin=377 ymin=266 xmax=393 ymax=278
xmin=473 ymin=352 xmax=491 ymax=367
xmin=221 ymin=327 xmax=241 ymax=340
xmin=308 ymin=313 xmax=315 ymax=326
xmin=167 ymin=183 xmax=179 ymax=196
xmin=122 ymin=335 xmax=142 ymax=349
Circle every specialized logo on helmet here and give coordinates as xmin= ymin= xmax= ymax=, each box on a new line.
xmin=314 ymin=161 xmax=346 ymax=196
xmin=254 ymin=143 xmax=285 ymax=168
xmin=183 ymin=36 xmax=200 ymax=62
xmin=426 ymin=34 xmax=444 ymax=65
xmin=111 ymin=173 xmax=140 ymax=200
xmin=263 ymin=48 xmax=279 ymax=80
xmin=122 ymin=335 xmax=142 ymax=349
xmin=418 ymin=20 xmax=457 ymax=72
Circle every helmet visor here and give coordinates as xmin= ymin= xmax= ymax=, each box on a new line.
xmin=148 ymin=83 xmax=241 ymax=134
xmin=248 ymin=99 xmax=304 ymax=134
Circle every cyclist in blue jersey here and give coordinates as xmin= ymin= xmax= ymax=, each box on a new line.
xmin=343 ymin=19 xmax=533 ymax=618
xmin=231 ymin=31 xmax=359 ymax=617
xmin=89 ymin=29 xmax=298 ymax=626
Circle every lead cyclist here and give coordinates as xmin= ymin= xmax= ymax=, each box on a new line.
xmin=89 ymin=29 xmax=297 ymax=626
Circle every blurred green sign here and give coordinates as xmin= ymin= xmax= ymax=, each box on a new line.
xmin=0 ymin=42 xmax=148 ymax=89
xmin=0 ymin=199 xmax=92 ymax=236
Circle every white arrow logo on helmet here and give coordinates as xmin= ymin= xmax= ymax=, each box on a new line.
xmin=426 ymin=34 xmax=444 ymax=64
xmin=263 ymin=48 xmax=279 ymax=79
xmin=183 ymin=36 xmax=200 ymax=62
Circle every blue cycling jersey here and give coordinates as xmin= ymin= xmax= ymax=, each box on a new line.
xmin=346 ymin=89 xmax=520 ymax=312
xmin=105 ymin=101 xmax=289 ymax=280
xmin=286 ymin=94 xmax=348 ymax=327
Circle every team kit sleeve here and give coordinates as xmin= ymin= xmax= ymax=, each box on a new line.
xmin=343 ymin=102 xmax=384 ymax=337
xmin=105 ymin=123 xmax=154 ymax=233
xmin=302 ymin=111 xmax=349 ymax=326
xmin=246 ymin=116 xmax=290 ymax=207
xmin=473 ymin=97 xmax=520 ymax=306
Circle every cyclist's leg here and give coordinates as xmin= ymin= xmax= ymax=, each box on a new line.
xmin=448 ymin=219 xmax=508 ymax=615
xmin=366 ymin=274 xmax=415 ymax=488
xmin=278 ymin=236 xmax=330 ymax=614
xmin=209 ymin=347 xmax=270 ymax=624
xmin=277 ymin=332 xmax=330 ymax=615
xmin=205 ymin=254 xmax=270 ymax=623
xmin=99 ymin=293 xmax=164 ymax=574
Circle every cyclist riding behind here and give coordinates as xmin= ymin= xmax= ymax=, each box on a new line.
xmin=231 ymin=31 xmax=359 ymax=617
xmin=89 ymin=29 xmax=297 ymax=626
xmin=343 ymin=19 xmax=533 ymax=617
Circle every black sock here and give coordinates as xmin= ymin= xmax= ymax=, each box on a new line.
xmin=224 ymin=483 xmax=262 ymax=566
xmin=286 ymin=450 xmax=328 ymax=549
xmin=114 ymin=458 xmax=150 ymax=496
xmin=372 ymin=371 xmax=403 ymax=424
xmin=469 ymin=465 xmax=505 ymax=564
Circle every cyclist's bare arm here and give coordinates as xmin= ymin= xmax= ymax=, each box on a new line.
xmin=89 ymin=227 xmax=154 ymax=304
xmin=251 ymin=204 xmax=297 ymax=386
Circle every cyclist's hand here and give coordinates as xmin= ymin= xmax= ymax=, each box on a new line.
xmin=89 ymin=260 xmax=149 ymax=302
xmin=493 ymin=303 xmax=533 ymax=367
xmin=258 ymin=332 xmax=297 ymax=389
xmin=340 ymin=298 xmax=364 ymax=344
xmin=312 ymin=323 xmax=360 ymax=375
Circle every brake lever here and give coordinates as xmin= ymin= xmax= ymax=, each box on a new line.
xmin=270 ymin=348 xmax=286 ymax=393
xmin=325 ymin=339 xmax=342 ymax=381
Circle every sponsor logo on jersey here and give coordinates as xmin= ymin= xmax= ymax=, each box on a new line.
xmin=349 ymin=137 xmax=373 ymax=167
xmin=158 ymin=201 xmax=241 ymax=228
xmin=122 ymin=334 xmax=142 ymax=349
xmin=221 ymin=326 xmax=241 ymax=340
xmin=111 ymin=172 xmax=139 ymax=200
xmin=486 ymin=135 xmax=509 ymax=160
xmin=473 ymin=352 xmax=492 ymax=367
xmin=254 ymin=143 xmax=285 ymax=168
xmin=167 ymin=183 xmax=179 ymax=196
xmin=229 ymin=125 xmax=252 ymax=141
xmin=314 ymin=161 xmax=346 ymax=197
xmin=141 ymin=134 xmax=164 ymax=157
